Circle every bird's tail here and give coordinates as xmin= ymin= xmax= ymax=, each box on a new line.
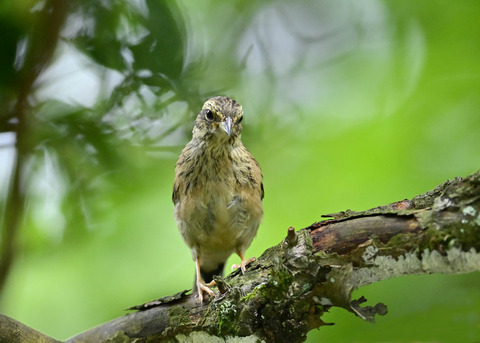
xmin=194 ymin=263 xmax=225 ymax=291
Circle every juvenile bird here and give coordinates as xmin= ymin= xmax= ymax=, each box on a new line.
xmin=173 ymin=96 xmax=264 ymax=302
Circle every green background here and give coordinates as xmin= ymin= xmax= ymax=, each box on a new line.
xmin=1 ymin=0 xmax=479 ymax=341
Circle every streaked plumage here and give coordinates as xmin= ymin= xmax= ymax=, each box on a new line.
xmin=173 ymin=96 xmax=264 ymax=301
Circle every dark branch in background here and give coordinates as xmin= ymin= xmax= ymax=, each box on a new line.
xmin=2 ymin=170 xmax=478 ymax=343
xmin=0 ymin=0 xmax=69 ymax=298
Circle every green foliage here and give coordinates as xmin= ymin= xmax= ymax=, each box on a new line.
xmin=0 ymin=0 xmax=479 ymax=342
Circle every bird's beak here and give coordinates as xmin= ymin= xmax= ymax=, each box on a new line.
xmin=222 ymin=117 xmax=233 ymax=135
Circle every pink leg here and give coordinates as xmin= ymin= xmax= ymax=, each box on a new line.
xmin=195 ymin=258 xmax=216 ymax=302
xmin=231 ymin=250 xmax=256 ymax=274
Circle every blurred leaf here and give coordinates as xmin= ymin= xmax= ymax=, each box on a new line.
xmin=130 ymin=0 xmax=185 ymax=81
xmin=0 ymin=3 xmax=31 ymax=131
xmin=0 ymin=17 xmax=22 ymax=91
xmin=71 ymin=1 xmax=130 ymax=72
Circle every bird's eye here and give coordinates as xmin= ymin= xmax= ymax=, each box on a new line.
xmin=238 ymin=115 xmax=243 ymax=123
xmin=205 ymin=109 xmax=214 ymax=121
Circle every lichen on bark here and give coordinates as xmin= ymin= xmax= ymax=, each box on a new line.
xmin=2 ymin=170 xmax=479 ymax=343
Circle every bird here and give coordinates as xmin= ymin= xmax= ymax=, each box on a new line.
xmin=173 ymin=96 xmax=264 ymax=302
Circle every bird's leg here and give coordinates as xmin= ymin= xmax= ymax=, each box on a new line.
xmin=195 ymin=258 xmax=215 ymax=302
xmin=231 ymin=250 xmax=256 ymax=274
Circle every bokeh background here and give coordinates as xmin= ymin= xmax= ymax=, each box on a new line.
xmin=1 ymin=0 xmax=479 ymax=341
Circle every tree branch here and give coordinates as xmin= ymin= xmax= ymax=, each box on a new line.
xmin=2 ymin=170 xmax=479 ymax=342
xmin=0 ymin=313 xmax=60 ymax=343
xmin=0 ymin=0 xmax=69 ymax=298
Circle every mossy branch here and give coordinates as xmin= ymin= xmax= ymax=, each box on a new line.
xmin=2 ymin=170 xmax=480 ymax=343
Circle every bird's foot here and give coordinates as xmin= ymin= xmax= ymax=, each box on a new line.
xmin=231 ymin=256 xmax=256 ymax=274
xmin=197 ymin=280 xmax=216 ymax=302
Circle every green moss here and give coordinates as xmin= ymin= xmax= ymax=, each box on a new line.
xmin=216 ymin=300 xmax=239 ymax=336
xmin=240 ymin=282 xmax=266 ymax=302
xmin=265 ymin=263 xmax=293 ymax=300
xmin=168 ymin=305 xmax=192 ymax=328
xmin=104 ymin=331 xmax=131 ymax=342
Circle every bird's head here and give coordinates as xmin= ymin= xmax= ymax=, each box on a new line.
xmin=193 ymin=96 xmax=244 ymax=143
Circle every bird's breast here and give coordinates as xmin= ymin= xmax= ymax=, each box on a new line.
xmin=174 ymin=142 xmax=263 ymax=269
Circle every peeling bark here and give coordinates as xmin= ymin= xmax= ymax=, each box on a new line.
xmin=1 ymin=170 xmax=479 ymax=343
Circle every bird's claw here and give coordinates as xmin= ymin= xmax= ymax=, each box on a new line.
xmin=231 ymin=256 xmax=256 ymax=274
xmin=197 ymin=280 xmax=216 ymax=302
